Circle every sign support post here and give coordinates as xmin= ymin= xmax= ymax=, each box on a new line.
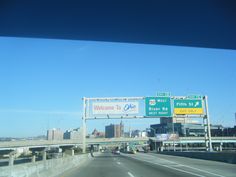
xmin=82 ymin=97 xmax=87 ymax=153
xmin=172 ymin=117 xmax=176 ymax=151
xmin=204 ymin=96 xmax=213 ymax=152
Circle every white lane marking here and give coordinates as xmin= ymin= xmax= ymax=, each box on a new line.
xmin=128 ymin=172 xmax=135 ymax=177
xmin=117 ymin=161 xmax=121 ymax=165
xmin=158 ymin=157 xmax=224 ymax=177
xmin=140 ymin=153 xmax=224 ymax=177
xmin=126 ymin=155 xmax=204 ymax=177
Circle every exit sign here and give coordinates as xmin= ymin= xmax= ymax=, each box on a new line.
xmin=174 ymin=99 xmax=204 ymax=115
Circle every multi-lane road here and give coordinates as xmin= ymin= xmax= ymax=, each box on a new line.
xmin=58 ymin=152 xmax=236 ymax=177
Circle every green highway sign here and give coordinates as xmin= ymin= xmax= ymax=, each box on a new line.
xmin=157 ymin=92 xmax=171 ymax=97
xmin=174 ymin=99 xmax=204 ymax=115
xmin=174 ymin=99 xmax=202 ymax=108
xmin=145 ymin=97 xmax=171 ymax=117
xmin=187 ymin=95 xmax=202 ymax=99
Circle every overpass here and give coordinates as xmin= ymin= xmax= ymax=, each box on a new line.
xmin=150 ymin=136 xmax=236 ymax=144
xmin=1 ymin=136 xmax=236 ymax=151
xmin=0 ymin=137 xmax=148 ymax=150
xmin=149 ymin=136 xmax=236 ymax=151
xmin=1 ymin=136 xmax=236 ymax=177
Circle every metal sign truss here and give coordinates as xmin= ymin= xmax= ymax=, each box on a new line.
xmin=81 ymin=96 xmax=212 ymax=153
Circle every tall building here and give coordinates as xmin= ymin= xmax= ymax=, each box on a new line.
xmin=131 ymin=130 xmax=147 ymax=138
xmin=47 ymin=128 xmax=63 ymax=140
xmin=105 ymin=121 xmax=124 ymax=138
xmin=105 ymin=124 xmax=115 ymax=138
xmin=150 ymin=123 xmax=224 ymax=137
xmin=63 ymin=128 xmax=82 ymax=140
xmin=235 ymin=113 xmax=236 ymax=125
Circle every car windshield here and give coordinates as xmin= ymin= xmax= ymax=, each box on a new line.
xmin=0 ymin=1 xmax=236 ymax=177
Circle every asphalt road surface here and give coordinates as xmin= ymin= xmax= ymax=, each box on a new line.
xmin=59 ymin=152 xmax=236 ymax=177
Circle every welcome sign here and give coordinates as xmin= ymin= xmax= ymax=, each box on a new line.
xmin=92 ymin=102 xmax=139 ymax=115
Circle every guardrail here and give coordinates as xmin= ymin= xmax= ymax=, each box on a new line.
xmin=161 ymin=146 xmax=236 ymax=151
xmin=0 ymin=153 xmax=92 ymax=177
xmin=158 ymin=151 xmax=236 ymax=164
xmin=0 ymin=139 xmax=82 ymax=149
xmin=158 ymin=137 xmax=236 ymax=144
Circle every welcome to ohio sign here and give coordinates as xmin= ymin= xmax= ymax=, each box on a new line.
xmin=92 ymin=102 xmax=139 ymax=115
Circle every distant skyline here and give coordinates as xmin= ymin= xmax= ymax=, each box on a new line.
xmin=0 ymin=37 xmax=236 ymax=137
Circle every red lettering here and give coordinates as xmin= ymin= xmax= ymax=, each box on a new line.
xmin=94 ymin=106 xmax=114 ymax=110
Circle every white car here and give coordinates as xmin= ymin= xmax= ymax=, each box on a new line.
xmin=114 ymin=150 xmax=120 ymax=155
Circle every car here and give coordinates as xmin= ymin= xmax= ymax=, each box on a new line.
xmin=114 ymin=150 xmax=120 ymax=155
xmin=129 ymin=149 xmax=137 ymax=154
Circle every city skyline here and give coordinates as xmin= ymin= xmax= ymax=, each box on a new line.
xmin=0 ymin=37 xmax=236 ymax=137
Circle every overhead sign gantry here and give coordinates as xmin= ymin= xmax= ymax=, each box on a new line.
xmin=81 ymin=94 xmax=212 ymax=153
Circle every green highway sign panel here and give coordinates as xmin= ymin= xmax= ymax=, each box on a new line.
xmin=187 ymin=95 xmax=202 ymax=99
xmin=145 ymin=97 xmax=171 ymax=117
xmin=174 ymin=99 xmax=204 ymax=115
xmin=174 ymin=99 xmax=202 ymax=108
xmin=157 ymin=92 xmax=171 ymax=97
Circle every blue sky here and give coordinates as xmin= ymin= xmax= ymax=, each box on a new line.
xmin=0 ymin=37 xmax=236 ymax=137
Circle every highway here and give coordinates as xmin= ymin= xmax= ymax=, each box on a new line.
xmin=58 ymin=152 xmax=236 ymax=177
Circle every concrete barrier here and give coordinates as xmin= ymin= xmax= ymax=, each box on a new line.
xmin=158 ymin=151 xmax=236 ymax=164
xmin=0 ymin=153 xmax=92 ymax=177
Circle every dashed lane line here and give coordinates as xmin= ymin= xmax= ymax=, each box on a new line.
xmin=138 ymin=153 xmax=224 ymax=177
xmin=128 ymin=172 xmax=135 ymax=177
xmin=124 ymin=155 xmax=205 ymax=177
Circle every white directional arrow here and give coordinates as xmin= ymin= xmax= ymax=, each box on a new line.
xmin=194 ymin=101 xmax=199 ymax=107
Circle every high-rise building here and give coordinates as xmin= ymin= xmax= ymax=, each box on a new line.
xmin=47 ymin=128 xmax=63 ymax=140
xmin=131 ymin=130 xmax=147 ymax=138
xmin=105 ymin=124 xmax=115 ymax=138
xmin=105 ymin=121 xmax=124 ymax=138
xmin=63 ymin=128 xmax=82 ymax=140
xmin=150 ymin=123 xmax=224 ymax=137
xmin=235 ymin=113 xmax=236 ymax=125
xmin=120 ymin=121 xmax=124 ymax=137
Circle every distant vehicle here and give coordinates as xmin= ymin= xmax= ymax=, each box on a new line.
xmin=114 ymin=150 xmax=120 ymax=155
xmin=143 ymin=146 xmax=150 ymax=153
xmin=129 ymin=149 xmax=136 ymax=154
xmin=113 ymin=147 xmax=120 ymax=155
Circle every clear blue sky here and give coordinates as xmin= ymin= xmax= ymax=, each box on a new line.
xmin=0 ymin=37 xmax=236 ymax=137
